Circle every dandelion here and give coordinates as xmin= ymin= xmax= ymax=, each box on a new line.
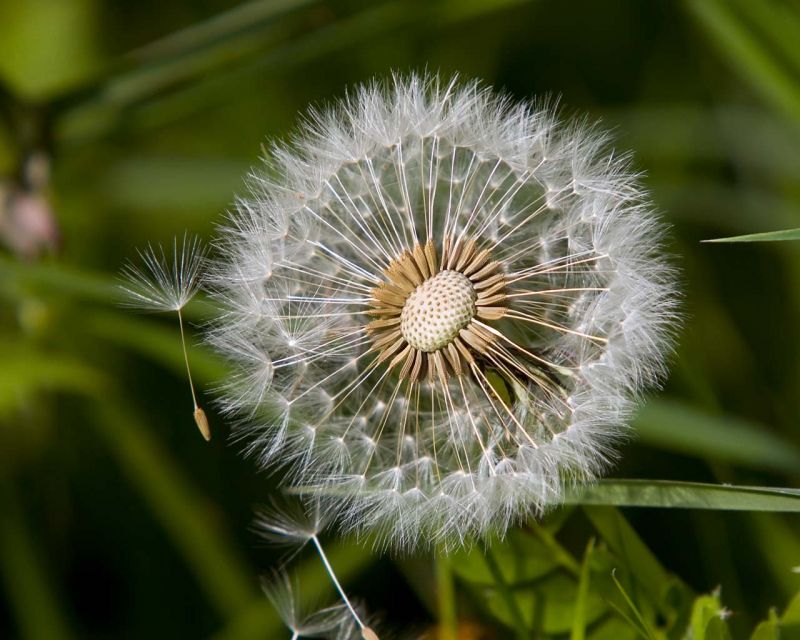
xmin=209 ymin=73 xmax=678 ymax=549
xmin=255 ymin=502 xmax=380 ymax=639
xmin=261 ymin=569 xmax=350 ymax=639
xmin=120 ymin=234 xmax=212 ymax=441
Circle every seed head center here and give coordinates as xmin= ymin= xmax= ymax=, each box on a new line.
xmin=400 ymin=270 xmax=477 ymax=352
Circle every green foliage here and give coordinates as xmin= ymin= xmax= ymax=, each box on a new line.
xmin=2 ymin=0 xmax=800 ymax=637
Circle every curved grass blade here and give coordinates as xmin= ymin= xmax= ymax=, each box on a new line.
xmin=567 ymin=480 xmax=800 ymax=512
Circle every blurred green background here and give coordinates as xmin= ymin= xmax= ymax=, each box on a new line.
xmin=2 ymin=0 xmax=800 ymax=638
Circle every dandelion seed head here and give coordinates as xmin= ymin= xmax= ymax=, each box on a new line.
xmin=210 ymin=72 xmax=679 ymax=550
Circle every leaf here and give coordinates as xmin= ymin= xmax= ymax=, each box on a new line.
xmin=582 ymin=507 xmax=675 ymax=611
xmin=0 ymin=255 xmax=215 ymax=320
xmin=0 ymin=343 xmax=105 ymax=416
xmin=567 ymin=481 xmax=800 ymax=512
xmin=702 ymin=228 xmax=800 ymax=243
xmin=82 ymin=310 xmax=229 ymax=383
xmin=634 ymin=400 xmax=800 ymax=473
xmin=450 ymin=529 xmax=559 ymax=587
xmin=571 ymin=539 xmax=595 ymax=640
xmin=687 ymin=591 xmax=731 ymax=640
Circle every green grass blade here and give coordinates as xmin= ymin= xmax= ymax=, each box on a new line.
xmin=634 ymin=400 xmax=800 ymax=473
xmin=702 ymin=228 xmax=800 ymax=243
xmin=568 ymin=481 xmax=800 ymax=512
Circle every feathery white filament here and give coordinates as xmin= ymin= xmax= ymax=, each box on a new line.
xmin=210 ymin=73 xmax=679 ymax=550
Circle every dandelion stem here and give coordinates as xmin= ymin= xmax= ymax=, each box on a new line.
xmin=177 ymin=308 xmax=198 ymax=409
xmin=482 ymin=549 xmax=528 ymax=640
xmin=435 ymin=555 xmax=458 ymax=640
xmin=177 ymin=308 xmax=211 ymax=441
xmin=310 ymin=535 xmax=365 ymax=630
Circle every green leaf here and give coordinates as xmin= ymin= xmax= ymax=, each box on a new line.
xmin=450 ymin=529 xmax=559 ymax=587
xmin=783 ymin=592 xmax=800 ymax=624
xmin=634 ymin=399 xmax=800 ymax=473
xmin=702 ymin=228 xmax=800 ymax=243
xmin=687 ymin=591 xmax=731 ymax=640
xmin=582 ymin=507 xmax=675 ymax=610
xmin=567 ymin=481 xmax=800 ymax=512
xmin=0 ymin=343 xmax=105 ymax=416
xmin=571 ymin=539 xmax=596 ymax=640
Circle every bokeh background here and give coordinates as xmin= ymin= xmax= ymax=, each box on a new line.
xmin=2 ymin=0 xmax=800 ymax=638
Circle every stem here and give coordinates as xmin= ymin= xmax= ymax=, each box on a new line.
xmin=311 ymin=535 xmax=365 ymax=629
xmin=482 ymin=549 xmax=528 ymax=640
xmin=435 ymin=556 xmax=458 ymax=640
xmin=177 ymin=308 xmax=198 ymax=409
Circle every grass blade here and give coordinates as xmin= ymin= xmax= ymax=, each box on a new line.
xmin=702 ymin=228 xmax=800 ymax=243
xmin=568 ymin=480 xmax=800 ymax=512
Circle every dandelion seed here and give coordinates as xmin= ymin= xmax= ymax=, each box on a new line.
xmin=210 ymin=73 xmax=679 ymax=549
xmin=261 ymin=569 xmax=350 ymax=639
xmin=120 ymin=234 xmax=212 ymax=441
xmin=255 ymin=502 xmax=379 ymax=638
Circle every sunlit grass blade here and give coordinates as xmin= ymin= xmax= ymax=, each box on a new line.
xmin=702 ymin=228 xmax=800 ymax=243
xmin=634 ymin=399 xmax=800 ymax=473
xmin=569 ymin=481 xmax=800 ymax=511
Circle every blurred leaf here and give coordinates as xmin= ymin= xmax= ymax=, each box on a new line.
xmin=634 ymin=399 xmax=800 ymax=474
xmin=702 ymin=228 xmax=800 ymax=243
xmin=0 ymin=481 xmax=73 ymax=640
xmin=0 ymin=256 xmax=214 ymax=320
xmin=747 ymin=514 xmax=800 ymax=599
xmin=568 ymin=481 xmax=800 ymax=512
xmin=435 ymin=555 xmax=458 ymax=640
xmin=686 ymin=591 xmax=730 ymax=640
xmin=610 ymin=569 xmax=656 ymax=640
xmin=450 ymin=529 xmax=559 ymax=587
xmin=99 ymin=155 xmax=247 ymax=213
xmin=0 ymin=0 xmax=99 ymax=99
xmin=571 ymin=539 xmax=595 ymax=640
xmin=92 ymin=402 xmax=265 ymax=621
xmin=0 ymin=342 xmax=105 ymax=417
xmin=750 ymin=613 xmax=779 ymax=640
xmin=583 ymin=507 xmax=677 ymax=612
xmin=82 ymin=310 xmax=229 ymax=383
xmin=686 ymin=0 xmax=800 ymax=122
